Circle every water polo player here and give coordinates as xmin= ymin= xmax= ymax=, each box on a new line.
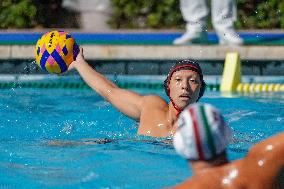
xmin=171 ymin=103 xmax=284 ymax=189
xmin=68 ymin=48 xmax=206 ymax=137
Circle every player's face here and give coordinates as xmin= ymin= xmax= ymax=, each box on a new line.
xmin=169 ymin=70 xmax=201 ymax=109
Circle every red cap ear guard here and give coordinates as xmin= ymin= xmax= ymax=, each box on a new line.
xmin=164 ymin=60 xmax=206 ymax=102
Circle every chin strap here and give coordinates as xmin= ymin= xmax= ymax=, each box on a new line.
xmin=168 ymin=87 xmax=183 ymax=117
xmin=169 ymin=95 xmax=182 ymax=117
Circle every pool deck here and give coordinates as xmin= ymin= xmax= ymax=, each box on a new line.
xmin=1 ymin=30 xmax=284 ymax=61
xmin=2 ymin=44 xmax=284 ymax=61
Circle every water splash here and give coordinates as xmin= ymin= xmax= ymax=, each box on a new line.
xmin=60 ymin=122 xmax=73 ymax=135
xmin=24 ymin=60 xmax=38 ymax=73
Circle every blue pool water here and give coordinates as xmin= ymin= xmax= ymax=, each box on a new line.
xmin=0 ymin=78 xmax=284 ymax=189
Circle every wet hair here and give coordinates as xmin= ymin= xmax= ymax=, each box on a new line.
xmin=164 ymin=60 xmax=206 ymax=101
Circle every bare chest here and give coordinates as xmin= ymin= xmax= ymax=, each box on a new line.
xmin=137 ymin=108 xmax=175 ymax=138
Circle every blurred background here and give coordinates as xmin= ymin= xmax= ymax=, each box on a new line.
xmin=0 ymin=0 xmax=283 ymax=31
xmin=0 ymin=0 xmax=284 ymax=76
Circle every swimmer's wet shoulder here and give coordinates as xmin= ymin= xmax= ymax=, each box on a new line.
xmin=172 ymin=162 xmax=244 ymax=189
xmin=138 ymin=95 xmax=177 ymax=137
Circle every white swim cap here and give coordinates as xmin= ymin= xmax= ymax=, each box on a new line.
xmin=173 ymin=103 xmax=232 ymax=160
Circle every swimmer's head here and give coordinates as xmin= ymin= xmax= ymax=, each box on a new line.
xmin=173 ymin=103 xmax=232 ymax=161
xmin=164 ymin=60 xmax=206 ymax=102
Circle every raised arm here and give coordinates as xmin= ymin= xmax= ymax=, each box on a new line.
xmin=69 ymin=48 xmax=144 ymax=120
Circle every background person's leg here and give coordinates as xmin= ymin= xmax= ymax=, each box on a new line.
xmin=173 ymin=0 xmax=209 ymax=45
xmin=63 ymin=0 xmax=111 ymax=31
xmin=212 ymin=0 xmax=243 ymax=45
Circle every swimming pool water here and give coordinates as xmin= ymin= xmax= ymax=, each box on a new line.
xmin=0 ymin=83 xmax=283 ymax=188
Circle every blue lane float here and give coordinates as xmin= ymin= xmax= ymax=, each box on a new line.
xmin=0 ymin=31 xmax=284 ymax=45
